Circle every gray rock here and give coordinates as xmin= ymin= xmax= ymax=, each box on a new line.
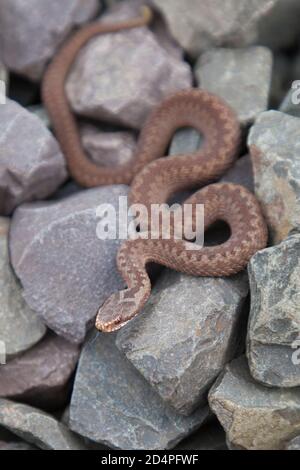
xmin=152 ymin=0 xmax=278 ymax=57
xmin=27 ymin=105 xmax=51 ymax=128
xmin=247 ymin=233 xmax=300 ymax=388
xmin=66 ymin=4 xmax=192 ymax=129
xmin=169 ymin=128 xmax=203 ymax=157
xmin=248 ymin=110 xmax=300 ymax=244
xmin=0 ymin=99 xmax=67 ymax=215
xmin=258 ymin=0 xmax=300 ymax=50
xmin=209 ymin=356 xmax=300 ymax=450
xmin=9 ymin=185 xmax=129 ymax=343
xmin=117 ymin=269 xmax=249 ymax=415
xmin=221 ymin=155 xmax=254 ymax=193
xmin=0 ymin=441 xmax=37 ymax=450
xmin=0 ymin=217 xmax=46 ymax=360
xmin=80 ymin=124 xmax=136 ymax=167
xmin=0 ymin=333 xmax=80 ymax=410
xmin=280 ymin=89 xmax=300 ymax=119
xmin=195 ymin=47 xmax=273 ymax=127
xmin=286 ymin=436 xmax=300 ymax=450
xmin=0 ymin=399 xmax=85 ymax=450
xmin=0 ymin=0 xmax=99 ymax=81
xmin=176 ymin=420 xmax=227 ymax=450
xmin=69 ymin=332 xmax=209 ymax=450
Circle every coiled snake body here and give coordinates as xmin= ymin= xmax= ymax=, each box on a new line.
xmin=43 ymin=7 xmax=268 ymax=333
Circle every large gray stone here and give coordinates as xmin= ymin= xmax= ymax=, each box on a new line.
xmin=69 ymin=332 xmax=209 ymax=450
xmin=66 ymin=3 xmax=192 ymax=129
xmin=195 ymin=47 xmax=273 ymax=127
xmin=248 ymin=110 xmax=300 ymax=244
xmin=9 ymin=185 xmax=129 ymax=344
xmin=152 ymin=0 xmax=278 ymax=57
xmin=0 ymin=99 xmax=67 ymax=215
xmin=0 ymin=0 xmax=99 ymax=81
xmin=209 ymin=356 xmax=300 ymax=450
xmin=0 ymin=333 xmax=80 ymax=410
xmin=80 ymin=124 xmax=136 ymax=167
xmin=117 ymin=270 xmax=248 ymax=415
xmin=0 ymin=399 xmax=85 ymax=450
xmin=0 ymin=217 xmax=46 ymax=360
xmin=247 ymin=233 xmax=300 ymax=388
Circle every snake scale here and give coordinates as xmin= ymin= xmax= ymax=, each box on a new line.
xmin=42 ymin=7 xmax=268 ymax=332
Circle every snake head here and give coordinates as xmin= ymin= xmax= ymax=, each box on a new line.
xmin=95 ymin=290 xmax=139 ymax=333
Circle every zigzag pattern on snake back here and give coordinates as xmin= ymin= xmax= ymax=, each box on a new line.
xmin=42 ymin=7 xmax=268 ymax=333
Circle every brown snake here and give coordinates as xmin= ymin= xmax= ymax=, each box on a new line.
xmin=42 ymin=7 xmax=268 ymax=333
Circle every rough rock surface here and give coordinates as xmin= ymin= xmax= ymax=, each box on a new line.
xmin=286 ymin=436 xmax=300 ymax=450
xmin=28 ymin=105 xmax=51 ymax=128
xmin=0 ymin=399 xmax=85 ymax=450
xmin=209 ymin=356 xmax=300 ymax=450
xmin=258 ymin=0 xmax=300 ymax=50
xmin=80 ymin=124 xmax=136 ymax=167
xmin=0 ymin=218 xmax=46 ymax=360
xmin=9 ymin=185 xmax=129 ymax=344
xmin=0 ymin=99 xmax=67 ymax=215
xmin=117 ymin=269 xmax=248 ymax=415
xmin=0 ymin=0 xmax=99 ymax=81
xmin=69 ymin=332 xmax=209 ymax=450
xmin=0 ymin=334 xmax=80 ymax=409
xmin=247 ymin=233 xmax=300 ymax=388
xmin=195 ymin=47 xmax=272 ymax=126
xmin=152 ymin=0 xmax=278 ymax=57
xmin=248 ymin=111 xmax=300 ymax=244
xmin=66 ymin=5 xmax=192 ymax=129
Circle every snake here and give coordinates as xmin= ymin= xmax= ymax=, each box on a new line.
xmin=42 ymin=6 xmax=268 ymax=333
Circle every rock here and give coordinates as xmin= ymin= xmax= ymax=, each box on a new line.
xmin=152 ymin=0 xmax=278 ymax=57
xmin=248 ymin=110 xmax=300 ymax=243
xmin=221 ymin=155 xmax=254 ymax=193
xmin=0 ymin=0 xmax=99 ymax=81
xmin=209 ymin=356 xmax=300 ymax=450
xmin=0 ymin=399 xmax=86 ymax=450
xmin=169 ymin=128 xmax=203 ymax=157
xmin=0 ymin=441 xmax=37 ymax=450
xmin=247 ymin=233 xmax=300 ymax=388
xmin=0 ymin=99 xmax=67 ymax=215
xmin=66 ymin=4 xmax=192 ymax=129
xmin=80 ymin=124 xmax=136 ymax=167
xmin=69 ymin=332 xmax=209 ymax=450
xmin=195 ymin=47 xmax=273 ymax=127
xmin=9 ymin=185 xmax=129 ymax=343
xmin=0 ymin=333 xmax=80 ymax=410
xmin=117 ymin=269 xmax=249 ymax=415
xmin=0 ymin=217 xmax=46 ymax=360
xmin=176 ymin=420 xmax=227 ymax=450
xmin=280 ymin=89 xmax=300 ymax=119
xmin=27 ymin=105 xmax=51 ymax=128
xmin=258 ymin=0 xmax=300 ymax=50
xmin=286 ymin=436 xmax=300 ymax=450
